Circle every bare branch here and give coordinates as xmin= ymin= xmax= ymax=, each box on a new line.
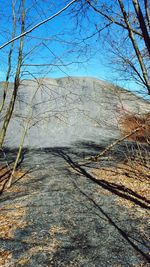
xmin=144 ymin=0 xmax=150 ymax=28
xmin=22 ymin=61 xmax=84 ymax=67
xmin=80 ymin=126 xmax=146 ymax=166
xmin=0 ymin=0 xmax=77 ymax=50
xmin=132 ymin=0 xmax=150 ymax=56
xmin=86 ymin=0 xmax=143 ymax=37
xmin=0 ymin=0 xmax=16 ymax=113
xmin=118 ymin=0 xmax=150 ymax=94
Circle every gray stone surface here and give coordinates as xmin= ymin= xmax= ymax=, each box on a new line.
xmin=0 ymin=77 xmax=149 ymax=147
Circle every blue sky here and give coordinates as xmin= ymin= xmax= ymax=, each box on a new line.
xmin=0 ymin=1 xmax=109 ymax=78
xmin=0 ymin=0 xmax=148 ymax=98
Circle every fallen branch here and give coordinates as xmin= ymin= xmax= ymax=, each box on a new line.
xmin=80 ymin=126 xmax=144 ymax=166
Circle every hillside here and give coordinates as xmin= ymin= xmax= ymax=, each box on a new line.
xmin=0 ymin=77 xmax=150 ymax=147
xmin=0 ymin=78 xmax=150 ymax=266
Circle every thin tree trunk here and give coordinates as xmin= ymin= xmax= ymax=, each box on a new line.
xmin=132 ymin=0 xmax=150 ymax=56
xmin=118 ymin=0 xmax=150 ymax=94
xmin=0 ymin=0 xmax=25 ymax=147
xmin=7 ymin=82 xmax=40 ymax=187
xmin=86 ymin=0 xmax=142 ymax=37
xmin=0 ymin=0 xmax=16 ymax=113
xmin=144 ymin=0 xmax=150 ymax=28
xmin=7 ymin=118 xmax=29 ymax=188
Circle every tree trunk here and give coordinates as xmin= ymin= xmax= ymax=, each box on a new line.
xmin=118 ymin=0 xmax=150 ymax=94
xmin=144 ymin=0 xmax=150 ymax=28
xmin=0 ymin=0 xmax=25 ymax=147
xmin=132 ymin=0 xmax=150 ymax=56
xmin=0 ymin=0 xmax=16 ymax=113
xmin=7 ymin=81 xmax=40 ymax=187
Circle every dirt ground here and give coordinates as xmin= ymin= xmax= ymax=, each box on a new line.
xmin=0 ymin=143 xmax=150 ymax=267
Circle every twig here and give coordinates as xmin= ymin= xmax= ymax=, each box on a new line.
xmin=0 ymin=0 xmax=77 ymax=50
xmin=80 ymin=126 xmax=144 ymax=166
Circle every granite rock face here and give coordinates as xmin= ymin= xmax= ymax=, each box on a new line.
xmin=0 ymin=77 xmax=149 ymax=147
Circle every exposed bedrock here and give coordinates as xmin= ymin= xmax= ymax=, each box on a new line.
xmin=0 ymin=77 xmax=149 ymax=147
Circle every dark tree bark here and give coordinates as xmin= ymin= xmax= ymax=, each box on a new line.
xmin=132 ymin=0 xmax=150 ymax=56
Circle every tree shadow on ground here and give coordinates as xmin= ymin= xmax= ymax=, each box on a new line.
xmin=52 ymin=149 xmax=150 ymax=210
xmin=50 ymin=149 xmax=150 ymax=264
xmin=0 ymin=143 xmax=150 ymax=265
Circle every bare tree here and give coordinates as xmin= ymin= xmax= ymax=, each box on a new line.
xmin=0 ymin=0 xmax=16 ymax=113
xmin=132 ymin=0 xmax=150 ymax=55
xmin=74 ymin=0 xmax=150 ymax=94
xmin=117 ymin=0 xmax=150 ymax=93
xmin=0 ymin=0 xmax=25 ymax=147
xmin=6 ymin=80 xmax=41 ymax=187
xmin=0 ymin=0 xmax=79 ymax=148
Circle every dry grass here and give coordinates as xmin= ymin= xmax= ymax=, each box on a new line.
xmin=118 ymin=112 xmax=150 ymax=143
xmin=15 ymin=255 xmax=30 ymax=266
xmin=0 ymin=250 xmax=12 ymax=267
xmin=0 ymin=165 xmax=29 ymax=192
xmin=49 ymin=225 xmax=68 ymax=236
xmin=0 ymin=202 xmax=28 ymax=266
xmin=0 ymin=224 xmax=65 ymax=266
xmin=91 ymin=161 xmax=150 ymax=209
xmin=0 ymin=203 xmax=27 ymax=239
xmin=15 ymin=241 xmax=61 ymax=266
xmin=99 ymin=111 xmax=150 ymax=208
xmin=14 ymin=225 xmax=67 ymax=266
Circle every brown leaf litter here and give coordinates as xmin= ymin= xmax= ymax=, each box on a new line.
xmin=0 ymin=201 xmax=28 ymax=266
xmin=91 ymin=161 xmax=150 ymax=209
xmin=0 ymin=165 xmax=30 ymax=193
